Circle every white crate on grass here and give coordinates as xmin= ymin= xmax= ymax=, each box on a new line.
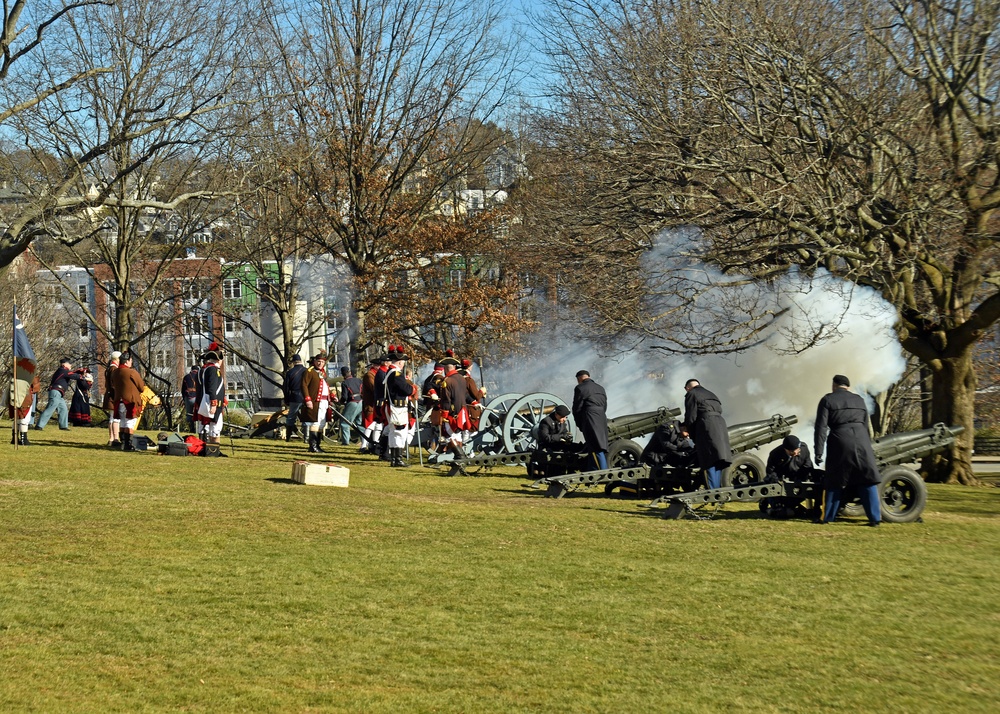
xmin=292 ymin=461 xmax=350 ymax=487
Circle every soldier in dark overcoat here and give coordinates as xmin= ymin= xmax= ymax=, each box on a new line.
xmin=683 ymin=379 xmax=732 ymax=489
xmin=572 ymin=370 xmax=609 ymax=470
xmin=814 ymin=374 xmax=882 ymax=526
xmin=641 ymin=420 xmax=695 ymax=469
xmin=765 ymin=434 xmax=815 ymax=483
xmin=762 ymin=434 xmax=819 ymax=520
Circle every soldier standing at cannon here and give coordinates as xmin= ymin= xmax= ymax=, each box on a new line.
xmin=572 ymin=370 xmax=609 ymax=471
xmin=814 ymin=374 xmax=882 ymax=527
xmin=683 ymin=378 xmax=732 ymax=490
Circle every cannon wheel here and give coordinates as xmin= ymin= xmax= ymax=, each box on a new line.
xmin=608 ymin=439 xmax=643 ymax=468
xmin=502 ymin=393 xmax=571 ymax=453
xmin=878 ymin=466 xmax=927 ymax=523
xmin=721 ymin=453 xmax=765 ymax=488
xmin=469 ymin=393 xmax=522 ymax=455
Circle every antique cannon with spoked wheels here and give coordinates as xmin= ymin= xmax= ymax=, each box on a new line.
xmin=429 ymin=392 xmax=574 ymax=468
xmin=531 ymin=414 xmax=798 ymax=499
xmin=443 ymin=405 xmax=680 ymax=476
xmin=645 ymin=423 xmax=962 ymax=522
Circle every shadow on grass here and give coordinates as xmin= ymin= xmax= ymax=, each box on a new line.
xmin=608 ymin=505 xmax=768 ymax=521
xmin=265 ymin=477 xmax=300 ymax=485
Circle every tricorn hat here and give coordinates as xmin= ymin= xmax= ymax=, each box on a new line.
xmin=201 ymin=350 xmax=219 ymax=362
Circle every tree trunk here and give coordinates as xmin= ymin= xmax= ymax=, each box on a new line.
xmin=924 ymin=350 xmax=978 ymax=485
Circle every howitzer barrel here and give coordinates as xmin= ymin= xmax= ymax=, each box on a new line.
xmin=728 ymin=414 xmax=799 ymax=454
xmin=873 ymin=423 xmax=964 ymax=469
xmin=607 ymin=406 xmax=682 ymax=441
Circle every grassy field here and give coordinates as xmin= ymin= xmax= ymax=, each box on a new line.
xmin=1 ymin=426 xmax=998 ymax=713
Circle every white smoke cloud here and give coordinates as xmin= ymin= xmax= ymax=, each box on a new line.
xmin=479 ymin=269 xmax=905 ymax=452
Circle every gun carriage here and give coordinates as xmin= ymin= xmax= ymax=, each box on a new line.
xmin=442 ymin=405 xmax=681 ymax=476
xmin=645 ymin=423 xmax=963 ymax=522
xmin=531 ymin=414 xmax=798 ymax=499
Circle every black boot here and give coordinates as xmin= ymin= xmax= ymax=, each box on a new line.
xmin=452 ymin=442 xmax=468 ymax=460
xmin=390 ymin=447 xmax=403 ymax=467
xmin=314 ymin=432 xmax=325 ymax=453
xmin=122 ymin=432 xmax=135 ymax=452
xmin=307 ymin=433 xmax=319 ymax=453
xmin=19 ymin=431 xmax=30 ymax=446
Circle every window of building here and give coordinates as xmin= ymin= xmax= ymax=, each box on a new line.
xmin=150 ymin=349 xmax=172 ymax=372
xmin=223 ymin=279 xmax=242 ymax=299
xmin=227 ymin=381 xmax=246 ymax=401
xmin=77 ymin=284 xmax=88 ymax=304
xmin=224 ymin=315 xmax=238 ymax=335
xmin=181 ymin=280 xmax=208 ymax=302
xmin=43 ymin=284 xmax=62 ymax=305
xmin=78 ymin=320 xmax=89 ymax=339
xmin=450 ymin=269 xmax=464 ymax=288
xmin=185 ymin=314 xmax=211 ymax=336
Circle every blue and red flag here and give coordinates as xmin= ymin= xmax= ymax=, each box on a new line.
xmin=12 ymin=304 xmax=36 ymax=382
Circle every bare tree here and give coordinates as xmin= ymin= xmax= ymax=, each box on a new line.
xmin=267 ymin=0 xmax=521 ymax=366
xmin=534 ymin=0 xmax=1000 ymax=483
xmin=0 ymin=0 xmax=262 ymax=352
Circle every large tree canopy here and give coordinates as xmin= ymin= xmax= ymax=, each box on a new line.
xmin=533 ymin=0 xmax=1000 ymax=483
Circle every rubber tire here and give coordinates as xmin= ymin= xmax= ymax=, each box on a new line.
xmin=608 ymin=439 xmax=643 ymax=468
xmin=878 ymin=465 xmax=928 ymax=523
xmin=721 ymin=452 xmax=766 ymax=488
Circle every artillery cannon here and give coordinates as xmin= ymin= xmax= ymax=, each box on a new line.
xmin=443 ymin=406 xmax=681 ymax=476
xmin=646 ymin=423 xmax=963 ymax=523
xmin=532 ymin=414 xmax=798 ymax=499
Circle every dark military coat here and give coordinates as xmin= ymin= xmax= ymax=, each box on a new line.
xmin=537 ymin=413 xmax=572 ymax=448
xmin=440 ymin=371 xmax=470 ymax=416
xmin=765 ymin=443 xmax=815 ymax=483
xmin=641 ymin=420 xmax=695 ymax=468
xmin=683 ymin=385 xmax=732 ymax=469
xmin=814 ymin=388 xmax=881 ymax=489
xmin=572 ymin=378 xmax=609 ymax=452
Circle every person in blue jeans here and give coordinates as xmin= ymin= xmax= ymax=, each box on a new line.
xmin=36 ymin=358 xmax=81 ymax=430
xmin=339 ymin=366 xmax=363 ymax=445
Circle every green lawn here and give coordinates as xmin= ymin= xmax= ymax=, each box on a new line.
xmin=1 ymin=427 xmax=998 ymax=712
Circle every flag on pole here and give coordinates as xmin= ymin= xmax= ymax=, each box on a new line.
xmin=13 ymin=304 xmax=36 ymax=381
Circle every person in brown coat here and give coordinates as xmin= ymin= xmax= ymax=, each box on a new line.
xmin=300 ymin=353 xmax=330 ymax=453
xmin=8 ymin=374 xmax=41 ymax=446
xmin=103 ymin=351 xmax=122 ymax=447
xmin=110 ymin=351 xmax=146 ymax=452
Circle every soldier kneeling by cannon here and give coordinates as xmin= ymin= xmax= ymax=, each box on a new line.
xmin=641 ymin=420 xmax=696 ymax=473
xmin=527 ymin=405 xmax=585 ymax=479
xmin=759 ymin=434 xmax=822 ymax=520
